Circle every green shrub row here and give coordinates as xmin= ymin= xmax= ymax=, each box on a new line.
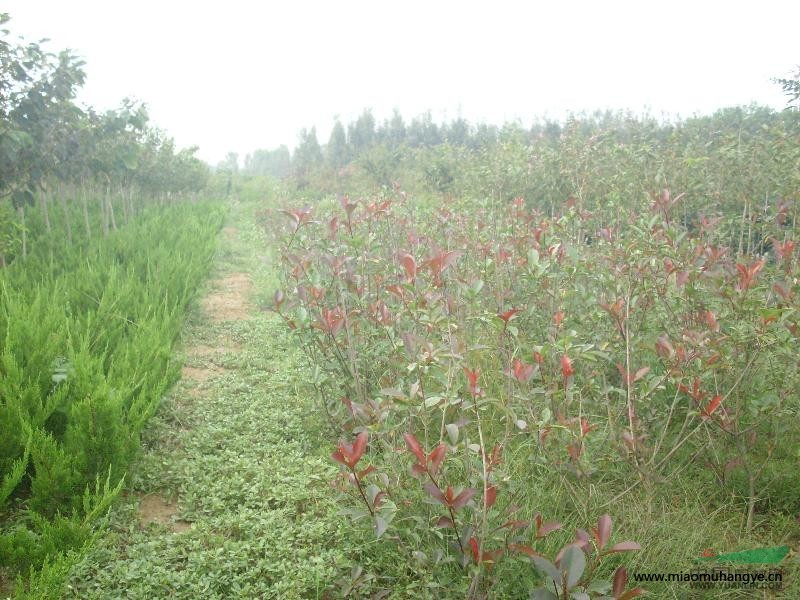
xmin=0 ymin=201 xmax=225 ymax=577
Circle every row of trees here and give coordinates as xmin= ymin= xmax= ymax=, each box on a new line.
xmin=242 ymin=67 xmax=799 ymax=191
xmin=241 ymin=110 xmax=513 ymax=182
xmin=0 ymin=13 xmax=209 ymax=265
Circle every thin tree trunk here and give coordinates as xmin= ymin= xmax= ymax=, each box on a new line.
xmin=59 ymin=184 xmax=73 ymax=245
xmin=746 ymin=197 xmax=753 ymax=256
xmin=106 ymin=191 xmax=118 ymax=232
xmin=17 ymin=204 xmax=27 ymax=259
xmin=101 ymin=188 xmax=109 ymax=237
xmin=737 ymin=200 xmax=746 ymax=255
xmin=81 ymin=187 xmax=91 ymax=238
xmin=40 ymin=190 xmax=52 ymax=233
xmin=120 ymin=187 xmax=130 ymax=225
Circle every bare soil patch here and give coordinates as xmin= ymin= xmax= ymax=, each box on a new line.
xmin=186 ymin=344 xmax=217 ymax=357
xmin=186 ymin=340 xmax=242 ymax=358
xmin=137 ymin=493 xmax=191 ymax=533
xmin=201 ymin=273 xmax=253 ymax=322
xmin=181 ymin=365 xmax=227 ymax=382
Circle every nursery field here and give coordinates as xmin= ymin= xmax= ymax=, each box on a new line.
xmin=1 ymin=12 xmax=798 ymax=594
xmin=1 ymin=108 xmax=799 ymax=600
xmin=257 ymin=107 xmax=800 ymax=598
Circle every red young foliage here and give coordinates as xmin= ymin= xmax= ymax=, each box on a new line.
xmin=735 ymin=260 xmax=765 ymax=291
xmin=560 ymin=354 xmax=575 ymax=380
xmin=331 ymin=431 xmax=369 ymax=469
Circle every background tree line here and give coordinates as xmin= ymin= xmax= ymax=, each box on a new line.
xmin=0 ymin=13 xmax=209 ymax=266
xmin=241 ymin=71 xmax=798 ymax=255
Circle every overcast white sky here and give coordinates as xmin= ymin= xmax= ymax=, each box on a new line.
xmin=4 ymin=1 xmax=799 ymax=165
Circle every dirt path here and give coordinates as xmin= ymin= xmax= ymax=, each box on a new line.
xmin=66 ymin=202 xmax=346 ymax=599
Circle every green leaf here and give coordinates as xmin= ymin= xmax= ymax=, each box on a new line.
xmin=532 ymin=555 xmax=561 ymax=584
xmin=530 ymin=588 xmax=559 ymax=600
xmin=561 ymin=545 xmax=586 ymax=589
xmin=374 ymin=516 xmax=389 ymax=538
xmin=424 ymin=395 xmax=443 ymax=408
xmin=446 ymin=423 xmax=459 ymax=444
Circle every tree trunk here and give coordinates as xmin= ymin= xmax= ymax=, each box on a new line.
xmin=106 ymin=191 xmax=118 ymax=232
xmin=17 ymin=204 xmax=27 ymax=259
xmin=59 ymin=184 xmax=73 ymax=245
xmin=81 ymin=187 xmax=91 ymax=238
xmin=128 ymin=187 xmax=135 ymax=219
xmin=101 ymin=188 xmax=109 ymax=237
xmin=40 ymin=190 xmax=52 ymax=233
xmin=120 ymin=187 xmax=130 ymax=225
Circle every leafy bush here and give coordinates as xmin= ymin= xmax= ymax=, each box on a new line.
xmin=269 ymin=168 xmax=797 ymax=596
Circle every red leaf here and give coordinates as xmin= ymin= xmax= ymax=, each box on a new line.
xmin=596 ymin=514 xmax=613 ymax=549
xmin=560 ymin=355 xmax=574 ymax=379
xmin=774 ymin=239 xmax=796 ymax=262
xmin=539 ymin=426 xmax=552 ymax=445
xmin=512 ymin=359 xmax=534 ymax=383
xmin=553 ymin=310 xmax=565 ymax=327
xmin=451 ymin=487 xmax=477 ymax=509
xmin=536 ymin=521 xmax=563 ymax=538
xmin=340 ymin=195 xmax=357 ymax=215
xmin=400 ymin=253 xmax=417 ymax=283
xmin=427 ymin=443 xmax=447 ymax=475
xmin=704 ymin=310 xmax=719 ymax=332
xmin=701 ymin=395 xmax=723 ymax=419
xmin=633 ymin=366 xmax=650 ymax=382
xmin=554 ymin=542 xmax=584 ymax=565
xmin=403 ymin=433 xmax=426 ymax=465
xmin=488 ymin=444 xmax=503 ymax=468
xmin=332 ymin=433 xmax=369 ymax=469
xmin=498 ymin=308 xmax=520 ymax=323
xmin=424 ymin=482 xmax=446 ymax=505
xmin=468 ymin=537 xmax=480 ymax=563
xmin=509 ymin=543 xmax=541 ymax=557
xmin=655 ymin=335 xmax=674 ymax=358
xmin=499 ymin=520 xmax=530 ymax=531
xmin=435 ymin=516 xmax=455 ymax=529
xmin=606 ymin=541 xmax=641 ymax=553
xmin=612 ymin=566 xmax=628 ymax=598
xmin=427 ymin=249 xmax=461 ymax=277
xmin=736 ymin=260 xmax=765 ymax=291
xmin=567 ymin=441 xmax=583 ymax=461
xmin=318 ymin=307 xmax=345 ymax=336
xmin=386 ymin=284 xmax=406 ymax=299
xmin=618 ymin=589 xmax=646 ymax=600
xmin=464 ymin=367 xmax=482 ymax=396
xmin=485 ymin=485 xmax=497 ymax=509
xmin=358 ymin=465 xmax=376 ymax=478
xmin=351 ymin=432 xmax=368 ymax=466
